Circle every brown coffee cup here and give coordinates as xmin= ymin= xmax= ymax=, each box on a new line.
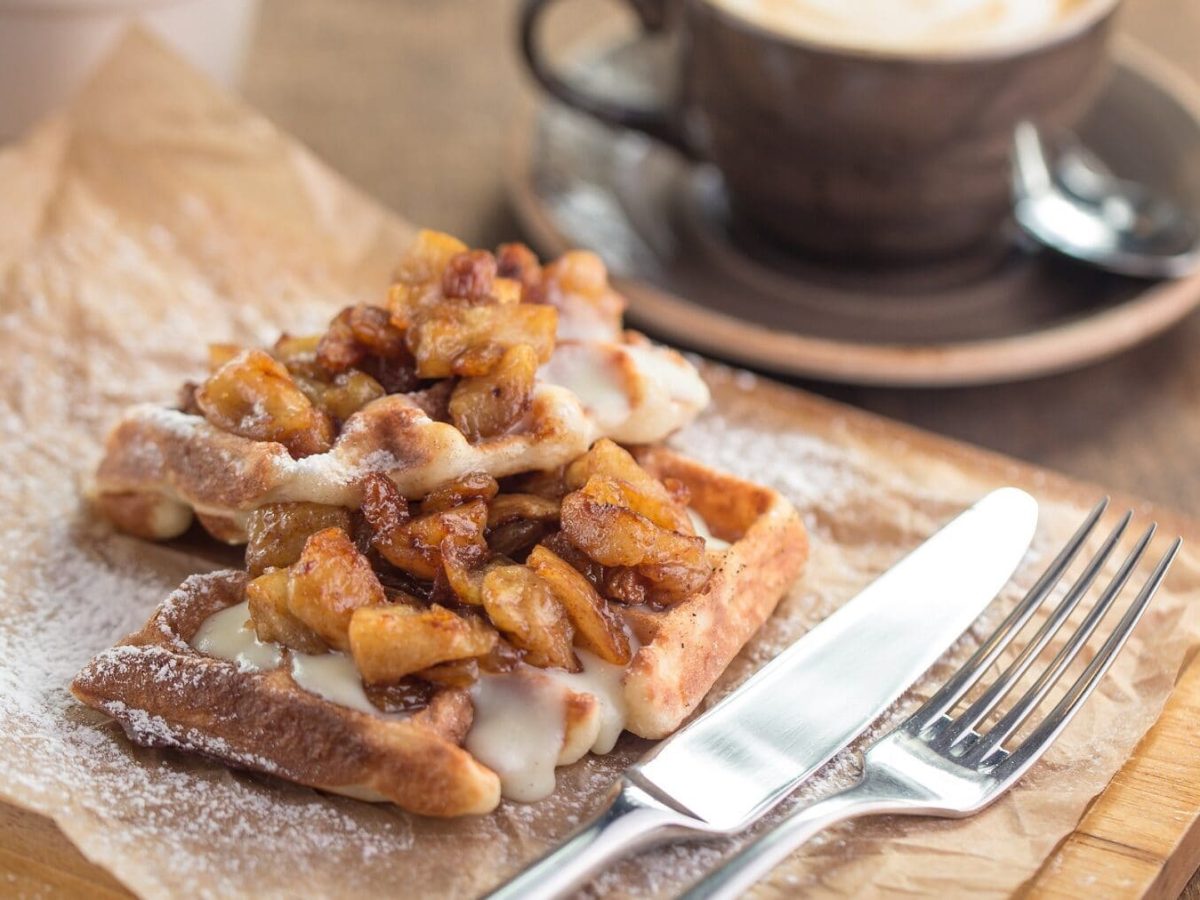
xmin=520 ymin=0 xmax=1119 ymax=262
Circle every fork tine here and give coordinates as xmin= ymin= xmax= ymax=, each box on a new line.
xmin=911 ymin=497 xmax=1109 ymax=732
xmin=991 ymin=538 xmax=1181 ymax=778
xmin=935 ymin=509 xmax=1132 ymax=749
xmin=962 ymin=524 xmax=1156 ymax=765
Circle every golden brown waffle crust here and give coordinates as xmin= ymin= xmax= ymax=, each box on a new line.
xmin=627 ymin=447 xmax=808 ymax=737
xmin=73 ymin=449 xmax=807 ymax=815
xmin=70 ymin=571 xmax=502 ymax=817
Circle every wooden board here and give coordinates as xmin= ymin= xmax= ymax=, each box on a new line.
xmin=3 ymin=22 xmax=1200 ymax=897
xmin=3 ymin=379 xmax=1199 ymax=897
xmin=3 ymin=603 xmax=1199 ymax=899
xmin=1026 ymin=658 xmax=1200 ymax=898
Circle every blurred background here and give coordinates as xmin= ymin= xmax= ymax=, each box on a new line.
xmin=3 ymin=0 xmax=1197 ymax=509
xmin=237 ymin=0 xmax=1200 ymax=513
xmin=243 ymin=0 xmax=1200 ymax=246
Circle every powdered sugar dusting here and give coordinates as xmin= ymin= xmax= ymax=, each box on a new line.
xmin=2 ymin=35 xmax=1199 ymax=900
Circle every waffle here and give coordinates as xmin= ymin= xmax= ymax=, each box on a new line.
xmin=92 ymin=333 xmax=709 ymax=544
xmin=73 ymin=448 xmax=807 ymax=816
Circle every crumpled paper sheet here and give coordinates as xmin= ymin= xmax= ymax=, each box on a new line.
xmin=1 ymin=29 xmax=1198 ymax=900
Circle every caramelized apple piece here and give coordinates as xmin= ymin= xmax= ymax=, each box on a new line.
xmin=406 ymin=303 xmax=556 ymax=378
xmin=561 ymin=481 xmax=707 ymax=570
xmin=440 ymin=538 xmax=495 ymax=606
xmin=538 ymin=250 xmax=626 ymax=332
xmin=388 ymin=230 xmax=469 ymax=324
xmin=420 ymin=472 xmax=500 ymax=515
xmin=449 ymin=344 xmax=539 ymax=441
xmin=416 ymin=658 xmax=481 ymax=688
xmin=286 ymin=527 xmax=386 ymax=651
xmin=316 ymin=304 xmax=410 ymax=374
xmin=545 ymin=250 xmax=609 ymax=298
xmin=491 ymin=277 xmax=522 ymax=305
xmin=559 ymin=474 xmax=713 ymax=607
xmin=196 ymin=349 xmax=333 ymax=458
xmin=246 ymin=568 xmax=326 ymax=653
xmin=245 ymin=502 xmax=353 ymax=576
xmin=367 ymin=488 xmax=489 ymax=581
xmin=441 ymin=250 xmax=497 ymax=301
xmin=495 ymin=242 xmax=542 ymax=294
xmin=487 ymin=493 xmax=560 ymax=527
xmin=349 ymin=604 xmax=497 ymax=685
xmin=481 ymin=565 xmax=576 ymax=670
xmin=565 ymin=439 xmax=693 ymax=534
xmin=527 ymin=546 xmax=631 ymax=665
xmin=272 ymin=333 xmax=321 ymax=364
xmin=320 ymin=369 xmax=385 ymax=422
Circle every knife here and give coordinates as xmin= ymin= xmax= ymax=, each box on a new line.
xmin=486 ymin=487 xmax=1038 ymax=900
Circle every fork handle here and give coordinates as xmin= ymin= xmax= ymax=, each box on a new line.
xmin=681 ymin=776 xmax=910 ymax=900
xmin=485 ymin=778 xmax=705 ymax=900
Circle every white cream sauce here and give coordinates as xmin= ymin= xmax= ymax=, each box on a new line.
xmin=193 ymin=604 xmax=644 ymax=804
xmin=466 ymin=647 xmax=635 ymax=802
xmin=539 ymin=340 xmax=711 ymax=446
xmin=689 ymin=508 xmax=732 ymax=551
xmin=190 ymin=600 xmax=389 ymax=718
xmin=192 ymin=601 xmax=283 ymax=672
xmin=548 ymin=649 xmax=630 ymax=755
xmin=466 ymin=671 xmax=567 ymax=802
xmin=539 ymin=343 xmax=631 ymax=432
xmin=289 ymin=651 xmax=384 ymax=717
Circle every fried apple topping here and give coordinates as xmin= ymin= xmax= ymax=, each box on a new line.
xmin=232 ymin=439 xmax=717 ymax=698
xmin=246 ymin=568 xmax=326 ymax=654
xmin=245 ymin=502 xmax=354 ymax=576
xmin=349 ymin=604 xmax=498 ymax=685
xmin=481 ymin=565 xmax=577 ymax=671
xmin=448 ymin=344 xmax=539 ymax=441
xmin=564 ymin=439 xmax=694 ymax=534
xmin=286 ymin=527 xmax=386 ymax=651
xmin=158 ymin=232 xmax=653 ymax=475
xmin=527 ymin=545 xmax=631 ymax=665
xmin=196 ymin=349 xmax=334 ymax=458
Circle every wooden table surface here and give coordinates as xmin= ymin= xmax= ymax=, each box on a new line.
xmin=8 ymin=0 xmax=1200 ymax=896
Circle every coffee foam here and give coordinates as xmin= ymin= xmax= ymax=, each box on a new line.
xmin=706 ymin=0 xmax=1101 ymax=54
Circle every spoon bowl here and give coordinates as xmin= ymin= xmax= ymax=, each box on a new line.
xmin=1012 ymin=121 xmax=1200 ymax=278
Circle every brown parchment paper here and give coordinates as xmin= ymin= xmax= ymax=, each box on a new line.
xmin=2 ymin=29 xmax=1199 ymax=900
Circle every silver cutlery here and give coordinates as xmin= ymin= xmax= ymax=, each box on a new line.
xmin=486 ymin=487 xmax=1039 ymax=899
xmin=685 ymin=500 xmax=1181 ymax=899
xmin=1012 ymin=120 xmax=1200 ymax=278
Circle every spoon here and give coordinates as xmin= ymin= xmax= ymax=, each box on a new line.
xmin=1011 ymin=120 xmax=1200 ymax=278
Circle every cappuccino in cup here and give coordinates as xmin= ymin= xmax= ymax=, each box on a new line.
xmin=705 ymin=0 xmax=1095 ymax=54
xmin=522 ymin=0 xmax=1120 ymax=260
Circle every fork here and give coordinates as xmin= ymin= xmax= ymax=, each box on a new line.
xmin=684 ymin=500 xmax=1181 ymax=900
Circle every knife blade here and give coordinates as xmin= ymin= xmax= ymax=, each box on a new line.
xmin=487 ymin=486 xmax=1038 ymax=900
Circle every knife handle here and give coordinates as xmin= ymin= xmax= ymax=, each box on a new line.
xmin=485 ymin=779 xmax=703 ymax=900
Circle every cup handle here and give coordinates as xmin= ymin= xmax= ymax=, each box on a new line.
xmin=519 ymin=0 xmax=689 ymax=153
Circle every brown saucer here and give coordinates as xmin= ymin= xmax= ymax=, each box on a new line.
xmin=508 ymin=37 xmax=1200 ymax=387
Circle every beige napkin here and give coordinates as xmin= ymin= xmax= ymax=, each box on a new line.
xmin=1 ymin=29 xmax=1197 ymax=899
